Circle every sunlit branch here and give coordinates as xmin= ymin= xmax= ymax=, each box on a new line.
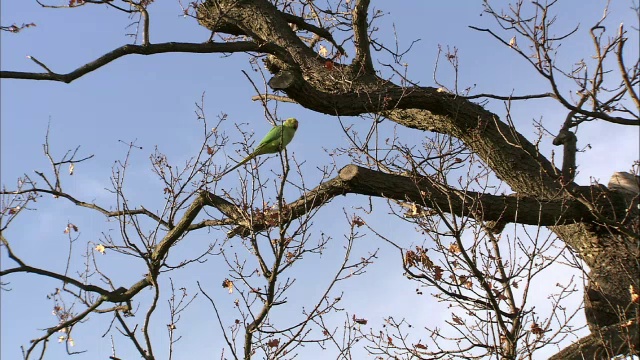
xmin=352 ymin=0 xmax=374 ymax=73
xmin=616 ymin=25 xmax=640 ymax=110
xmin=250 ymin=94 xmax=298 ymax=104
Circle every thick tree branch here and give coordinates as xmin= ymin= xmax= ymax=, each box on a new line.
xmin=224 ymin=164 xmax=622 ymax=238
xmin=150 ymin=190 xmax=213 ymax=265
xmin=198 ymin=0 xmax=317 ymax=67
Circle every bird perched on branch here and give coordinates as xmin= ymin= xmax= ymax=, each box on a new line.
xmin=218 ymin=118 xmax=299 ymax=179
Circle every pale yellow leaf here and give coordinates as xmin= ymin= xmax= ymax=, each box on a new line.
xmin=95 ymin=244 xmax=106 ymax=254
xmin=319 ymin=45 xmax=328 ymax=57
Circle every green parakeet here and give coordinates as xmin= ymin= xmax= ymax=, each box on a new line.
xmin=218 ymin=118 xmax=298 ymax=178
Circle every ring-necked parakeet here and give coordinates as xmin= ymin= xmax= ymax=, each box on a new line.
xmin=218 ymin=118 xmax=298 ymax=178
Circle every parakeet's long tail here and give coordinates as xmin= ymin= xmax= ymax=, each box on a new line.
xmin=216 ymin=153 xmax=256 ymax=180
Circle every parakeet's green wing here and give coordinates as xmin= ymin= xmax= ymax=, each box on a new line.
xmin=252 ymin=125 xmax=285 ymax=156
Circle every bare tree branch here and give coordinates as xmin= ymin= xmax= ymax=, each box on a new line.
xmin=2 ymin=188 xmax=169 ymax=227
xmin=1 ymin=41 xmax=274 ymax=83
xmin=463 ymin=92 xmax=554 ymax=101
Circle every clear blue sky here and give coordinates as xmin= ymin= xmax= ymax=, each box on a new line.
xmin=1 ymin=1 xmax=638 ymax=359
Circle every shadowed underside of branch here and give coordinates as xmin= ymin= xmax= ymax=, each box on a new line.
xmin=548 ymin=320 xmax=639 ymax=360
